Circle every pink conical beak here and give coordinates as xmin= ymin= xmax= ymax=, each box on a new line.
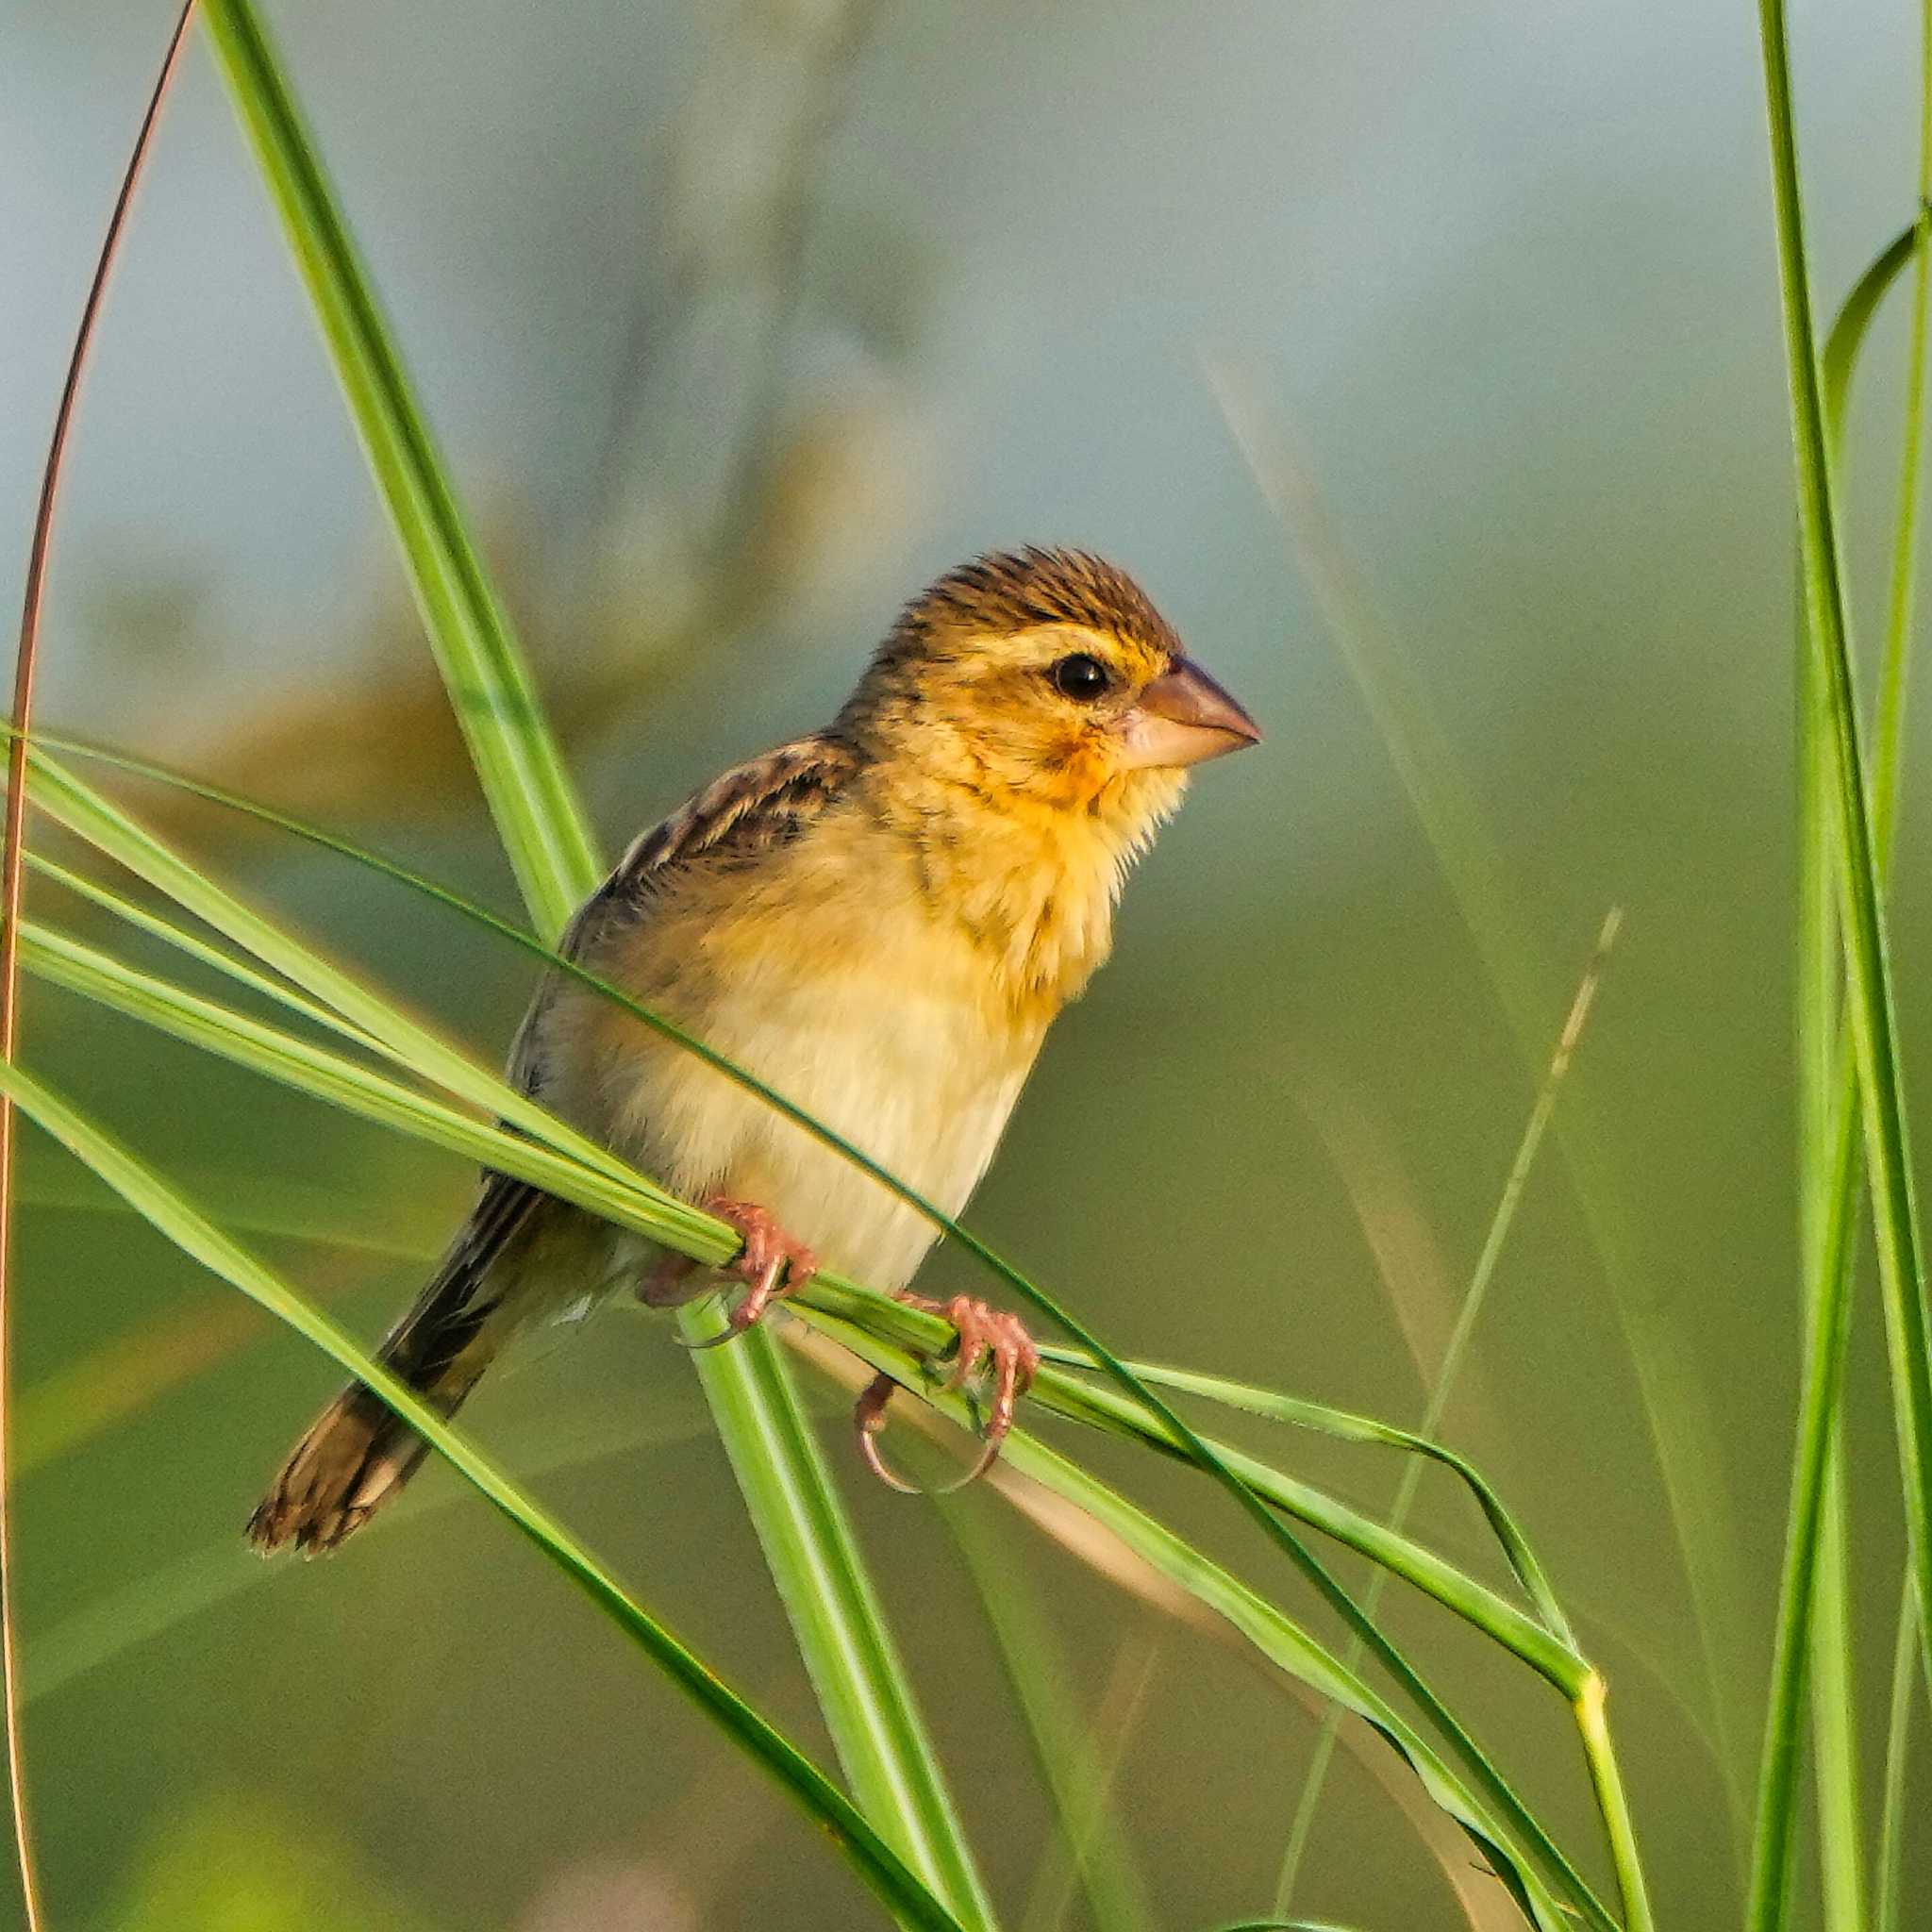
xmin=1120 ymin=659 xmax=1261 ymax=770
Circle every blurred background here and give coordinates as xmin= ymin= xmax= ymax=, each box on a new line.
xmin=5 ymin=0 xmax=1931 ymax=1925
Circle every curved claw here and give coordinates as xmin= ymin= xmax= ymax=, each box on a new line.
xmin=854 ymin=1373 xmax=1004 ymax=1496
xmin=855 ymin=1296 xmax=1039 ymax=1493
xmin=672 ymin=1199 xmax=816 ymax=1348
xmin=935 ymin=1295 xmax=1039 ymax=1456
xmin=855 ymin=1373 xmax=923 ymax=1493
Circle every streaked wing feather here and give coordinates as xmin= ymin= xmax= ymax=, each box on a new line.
xmin=508 ymin=734 xmax=858 ymax=1098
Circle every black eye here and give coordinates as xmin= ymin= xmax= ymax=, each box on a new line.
xmin=1049 ymin=653 xmax=1112 ymax=702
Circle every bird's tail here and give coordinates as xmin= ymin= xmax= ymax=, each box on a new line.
xmin=247 ymin=1177 xmax=539 ymax=1557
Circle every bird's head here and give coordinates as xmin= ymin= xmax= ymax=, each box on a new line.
xmin=840 ymin=548 xmax=1259 ymax=826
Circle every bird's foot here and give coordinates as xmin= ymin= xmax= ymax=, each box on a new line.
xmin=855 ymin=1294 xmax=1041 ymax=1494
xmin=670 ymin=1198 xmax=818 ymax=1349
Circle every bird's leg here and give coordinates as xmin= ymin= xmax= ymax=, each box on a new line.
xmin=855 ymin=1293 xmax=1041 ymax=1493
xmin=648 ymin=1197 xmax=818 ymax=1349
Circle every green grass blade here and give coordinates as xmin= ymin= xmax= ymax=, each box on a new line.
xmin=1872 ymin=42 xmax=1932 ymax=1924
xmin=1806 ymin=1460 xmax=1864 ymax=1932
xmin=197 ymin=0 xmax=595 ymax=939
xmin=25 ymin=733 xmax=1604 ymax=1692
xmin=27 ymin=916 xmax=1591 ymax=1701
xmin=20 ymin=734 xmax=1620 ymax=1911
xmin=681 ymin=1299 xmax=1000 ymax=1928
xmin=16 ymin=921 xmax=729 ymax=1262
xmin=0 ymin=1056 xmax=967 ymax=1932
xmin=1035 ymin=1353 xmax=1572 ymax=1640
xmin=1790 ymin=210 xmax=1924 ymax=1932
xmin=1212 ymin=1922 xmax=1365 ymax=1931
xmin=1874 ymin=1571 xmax=1921 ymax=1932
xmin=26 ymin=850 xmax=383 ymax=1056
xmin=799 ymin=1311 xmax=1579 ymax=1932
xmin=1751 ymin=10 xmax=1932 ymax=1926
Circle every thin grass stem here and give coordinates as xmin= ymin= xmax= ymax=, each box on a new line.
xmin=1274 ymin=911 xmax=1626 ymax=1918
xmin=0 ymin=12 xmax=196 ymax=1926
xmin=0 ymin=1057 xmax=971 ymax=1932
xmin=1750 ymin=8 xmax=1932 ymax=1925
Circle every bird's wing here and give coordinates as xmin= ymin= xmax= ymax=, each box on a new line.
xmin=508 ymin=733 xmax=861 ymax=1099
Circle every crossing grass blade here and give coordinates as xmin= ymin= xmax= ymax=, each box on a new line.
xmin=0 ymin=1057 xmax=971 ymax=1932
xmin=1749 ymin=4 xmax=1932 ymax=1923
xmin=1793 ymin=204 xmax=1924 ymax=1932
xmin=26 ymin=908 xmax=1590 ymax=1693
xmin=800 ymin=1306 xmax=1582 ymax=1932
xmin=22 ymin=734 xmax=1647 ymax=1896
xmin=14 ymin=733 xmax=1636 ymax=1917
xmin=196 ymin=4 xmax=997 ymax=1919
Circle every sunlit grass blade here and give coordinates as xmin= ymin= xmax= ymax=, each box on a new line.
xmin=0 ymin=1055 xmax=968 ymax=1932
xmin=28 ymin=916 xmax=1591 ymax=1695
xmin=198 ymin=1 xmax=594 ymax=939
xmin=800 ymin=1307 xmax=1581 ymax=1932
xmin=1751 ymin=8 xmax=1932 ymax=1927
xmin=26 ymin=849 xmax=384 ymax=1057
xmin=17 ymin=919 xmax=730 ymax=1261
xmin=28 ymin=724 xmax=1645 ymax=1922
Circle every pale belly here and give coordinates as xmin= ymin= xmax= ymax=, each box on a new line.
xmin=577 ymin=934 xmax=1041 ymax=1295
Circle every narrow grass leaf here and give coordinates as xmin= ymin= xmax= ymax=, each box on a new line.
xmin=27 ymin=849 xmax=384 ymax=1057
xmin=1038 ymin=1354 xmax=1570 ymax=1637
xmin=1751 ymin=12 xmax=1932 ymax=1927
xmin=1874 ymin=1572 xmax=1922 ymax=1932
xmin=1762 ymin=189 xmax=1929 ymax=1932
xmin=802 ymin=1306 xmax=1580 ymax=1932
xmin=198 ymin=0 xmax=595 ymax=937
xmin=0 ymin=1057 xmax=967 ymax=1932
xmin=28 ymin=919 xmax=1590 ymax=1698
xmin=25 ymin=734 xmax=1605 ymax=1673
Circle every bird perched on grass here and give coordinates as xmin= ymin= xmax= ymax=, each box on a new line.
xmin=249 ymin=546 xmax=1258 ymax=1554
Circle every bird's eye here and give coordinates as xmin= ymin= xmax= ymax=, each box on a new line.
xmin=1049 ymin=653 xmax=1112 ymax=702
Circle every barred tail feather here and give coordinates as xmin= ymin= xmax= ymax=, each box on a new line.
xmin=247 ymin=1175 xmax=539 ymax=1557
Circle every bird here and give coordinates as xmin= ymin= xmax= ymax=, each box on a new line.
xmin=247 ymin=546 xmax=1259 ymax=1555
